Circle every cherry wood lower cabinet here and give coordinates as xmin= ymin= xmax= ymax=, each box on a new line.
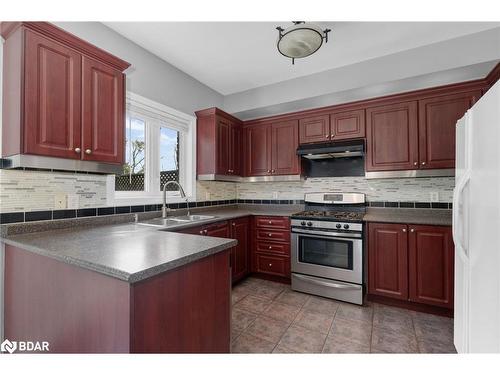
xmin=368 ymin=222 xmax=454 ymax=311
xmin=251 ymin=216 xmax=291 ymax=279
xmin=4 ymin=244 xmax=231 ymax=353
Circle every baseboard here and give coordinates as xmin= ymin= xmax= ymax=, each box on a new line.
xmin=367 ymin=294 xmax=453 ymax=317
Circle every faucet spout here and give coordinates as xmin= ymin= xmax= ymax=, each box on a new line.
xmin=162 ymin=180 xmax=188 ymax=218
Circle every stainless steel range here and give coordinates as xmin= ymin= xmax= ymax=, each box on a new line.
xmin=290 ymin=192 xmax=366 ymax=305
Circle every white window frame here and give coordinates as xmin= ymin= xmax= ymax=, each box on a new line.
xmin=110 ymin=92 xmax=196 ymax=206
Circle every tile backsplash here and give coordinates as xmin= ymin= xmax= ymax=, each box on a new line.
xmin=0 ymin=169 xmax=454 ymax=214
xmin=236 ymin=176 xmax=455 ymax=203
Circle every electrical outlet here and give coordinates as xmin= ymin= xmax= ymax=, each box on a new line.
xmin=67 ymin=194 xmax=79 ymax=209
xmin=430 ymin=191 xmax=439 ymax=202
xmin=54 ymin=193 xmax=67 ymax=209
xmin=273 ymin=191 xmax=279 ymax=199
xmin=205 ymin=192 xmax=211 ymax=200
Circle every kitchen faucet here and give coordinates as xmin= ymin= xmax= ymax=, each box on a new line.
xmin=162 ymin=181 xmax=190 ymax=218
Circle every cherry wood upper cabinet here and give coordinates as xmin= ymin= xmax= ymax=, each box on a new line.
xmin=299 ymin=115 xmax=330 ymax=144
xmin=23 ymin=30 xmax=82 ymax=159
xmin=330 ymin=109 xmax=365 ymax=140
xmin=368 ymin=222 xmax=409 ymax=300
xmin=1 ymin=22 xmax=130 ymax=165
xmin=366 ymin=101 xmax=419 ymax=171
xmin=82 ymin=56 xmax=125 ymax=163
xmin=245 ymin=124 xmax=272 ymax=176
xmin=418 ymin=90 xmax=481 ymax=169
xmin=408 ymin=225 xmax=454 ymax=308
xmin=195 ymin=108 xmax=242 ymax=177
xmin=271 ymin=120 xmax=300 ymax=175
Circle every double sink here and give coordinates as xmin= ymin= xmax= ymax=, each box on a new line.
xmin=137 ymin=214 xmax=217 ymax=229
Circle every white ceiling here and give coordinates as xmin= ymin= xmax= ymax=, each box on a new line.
xmin=105 ymin=22 xmax=499 ymax=95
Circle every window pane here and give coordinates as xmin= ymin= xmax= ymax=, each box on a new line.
xmin=115 ymin=116 xmax=146 ymax=191
xmin=159 ymin=126 xmax=180 ymax=191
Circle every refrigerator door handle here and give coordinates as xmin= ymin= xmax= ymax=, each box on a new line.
xmin=453 ymin=172 xmax=470 ymax=261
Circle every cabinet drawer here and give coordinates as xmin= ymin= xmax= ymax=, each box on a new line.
xmin=255 ymin=254 xmax=289 ymax=277
xmin=255 ymin=241 xmax=290 ymax=256
xmin=255 ymin=216 xmax=290 ymax=230
xmin=256 ymin=229 xmax=289 ymax=243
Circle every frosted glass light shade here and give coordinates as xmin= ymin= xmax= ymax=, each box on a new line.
xmin=277 ymin=23 xmax=324 ymax=59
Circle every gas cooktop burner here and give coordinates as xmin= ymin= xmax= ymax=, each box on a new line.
xmin=292 ymin=210 xmax=365 ymax=222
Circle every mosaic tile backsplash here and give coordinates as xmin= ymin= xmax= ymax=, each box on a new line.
xmin=0 ymin=169 xmax=454 ymax=213
xmin=235 ymin=177 xmax=455 ymax=203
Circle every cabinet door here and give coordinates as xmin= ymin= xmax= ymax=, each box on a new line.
xmin=368 ymin=223 xmax=409 ymax=300
xmin=409 ymin=225 xmax=454 ymax=308
xmin=204 ymin=222 xmax=230 ymax=238
xmin=82 ymin=56 xmax=125 ymax=164
xmin=330 ymin=109 xmax=365 ymax=140
xmin=366 ymin=101 xmax=419 ymax=171
xmin=230 ymin=217 xmax=249 ymax=283
xmin=24 ymin=30 xmax=82 ymax=159
xmin=245 ymin=124 xmax=272 ymax=176
xmin=418 ymin=91 xmax=481 ymax=169
xmin=230 ymin=124 xmax=242 ymax=176
xmin=216 ymin=117 xmax=231 ymax=175
xmin=271 ymin=120 xmax=300 ymax=175
xmin=299 ymin=115 xmax=330 ymax=144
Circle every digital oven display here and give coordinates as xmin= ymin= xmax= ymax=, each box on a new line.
xmin=324 ymin=194 xmax=343 ymax=202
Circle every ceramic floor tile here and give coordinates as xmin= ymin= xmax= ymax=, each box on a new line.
xmin=263 ymin=301 xmax=301 ymax=323
xmin=329 ymin=316 xmax=372 ymax=346
xmin=248 ymin=284 xmax=286 ymax=300
xmin=335 ymin=303 xmax=374 ymax=324
xmin=411 ymin=312 xmax=453 ymax=342
xmin=231 ymin=332 xmax=276 ymax=353
xmin=279 ymin=324 xmax=327 ymax=353
xmin=276 ymin=290 xmax=310 ymax=307
xmin=234 ymin=295 xmax=273 ymax=314
xmin=245 ymin=316 xmax=289 ymax=344
xmin=373 ymin=305 xmax=414 ymax=332
xmin=322 ymin=335 xmax=370 ymax=353
xmin=231 ymin=328 xmax=242 ymax=343
xmin=272 ymin=343 xmax=298 ymax=353
xmin=417 ymin=337 xmax=457 ymax=353
xmin=232 ymin=287 xmax=250 ymax=305
xmin=371 ymin=326 xmax=418 ymax=353
xmin=302 ymin=296 xmax=340 ymax=316
xmin=232 ymin=307 xmax=258 ymax=331
xmin=293 ymin=309 xmax=334 ymax=334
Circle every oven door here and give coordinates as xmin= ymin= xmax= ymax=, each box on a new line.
xmin=291 ymin=229 xmax=362 ymax=284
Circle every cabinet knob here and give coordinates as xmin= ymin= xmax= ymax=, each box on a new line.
xmin=271 ymin=169 xmax=275 ymax=173
xmin=268 ymin=233 xmax=272 ymax=237
xmin=330 ymin=134 xmax=334 ymax=138
xmin=85 ymin=149 xmax=92 ymax=155
xmin=268 ymin=263 xmax=273 ymax=267
xmin=325 ymin=134 xmax=329 ymax=138
xmin=232 ymin=222 xmax=236 ymax=226
xmin=413 ymin=161 xmax=418 ymax=166
xmin=402 ymin=228 xmax=407 ymax=232
xmin=410 ymin=228 xmax=415 ymax=233
xmin=267 ymin=170 xmax=271 ymax=173
xmin=268 ymin=220 xmax=272 ymax=224
xmin=199 ymin=230 xmax=204 ymax=234
xmin=74 ymin=147 xmax=81 ymax=154
xmin=204 ymin=229 xmax=208 ymax=234
xmin=421 ymin=161 xmax=426 ymax=166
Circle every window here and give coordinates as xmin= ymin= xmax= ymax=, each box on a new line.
xmin=113 ymin=92 xmax=196 ymax=205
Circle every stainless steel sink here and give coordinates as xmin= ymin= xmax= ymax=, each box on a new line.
xmin=137 ymin=215 xmax=216 ymax=228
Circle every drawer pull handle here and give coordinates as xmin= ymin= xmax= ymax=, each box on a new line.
xmin=268 ymin=263 xmax=273 ymax=267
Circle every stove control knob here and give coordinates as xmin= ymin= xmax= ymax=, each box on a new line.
xmin=343 ymin=224 xmax=350 ymax=229
xmin=307 ymin=221 xmax=313 ymax=226
xmin=301 ymin=221 xmax=306 ymax=226
xmin=336 ymin=224 xmax=342 ymax=229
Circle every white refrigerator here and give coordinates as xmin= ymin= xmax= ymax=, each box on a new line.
xmin=453 ymin=80 xmax=500 ymax=353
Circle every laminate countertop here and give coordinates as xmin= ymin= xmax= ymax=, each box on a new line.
xmin=364 ymin=208 xmax=452 ymax=226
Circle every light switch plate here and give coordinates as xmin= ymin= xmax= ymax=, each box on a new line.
xmin=67 ymin=194 xmax=79 ymax=209
xmin=54 ymin=193 xmax=67 ymax=209
xmin=430 ymin=191 xmax=439 ymax=202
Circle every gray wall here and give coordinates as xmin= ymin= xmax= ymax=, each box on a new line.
xmin=55 ymin=22 xmax=223 ymax=116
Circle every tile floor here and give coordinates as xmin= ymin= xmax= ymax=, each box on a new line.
xmin=231 ymin=277 xmax=456 ymax=354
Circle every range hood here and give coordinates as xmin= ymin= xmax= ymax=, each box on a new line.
xmin=297 ymin=140 xmax=364 ymax=160
xmin=297 ymin=140 xmax=365 ymax=178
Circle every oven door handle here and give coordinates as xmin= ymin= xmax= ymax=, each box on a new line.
xmin=291 ymin=228 xmax=362 ymax=239
xmin=293 ymin=274 xmax=362 ymax=290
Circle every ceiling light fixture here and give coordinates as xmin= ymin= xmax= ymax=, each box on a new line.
xmin=276 ymin=21 xmax=331 ymax=65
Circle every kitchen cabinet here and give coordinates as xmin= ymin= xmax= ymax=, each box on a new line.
xmin=409 ymin=225 xmax=454 ymax=308
xmin=230 ymin=217 xmax=250 ymax=283
xmin=368 ymin=222 xmax=454 ymax=310
xmin=1 ymin=22 xmax=129 ymax=164
xmin=299 ymin=110 xmax=365 ymax=144
xmin=245 ymin=120 xmax=299 ymax=176
xmin=195 ymin=108 xmax=242 ymax=178
xmin=418 ymin=90 xmax=481 ymax=169
xmin=368 ymin=222 xmax=409 ymax=300
xmin=365 ymin=101 xmax=419 ymax=172
xmin=251 ymin=216 xmax=291 ymax=279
